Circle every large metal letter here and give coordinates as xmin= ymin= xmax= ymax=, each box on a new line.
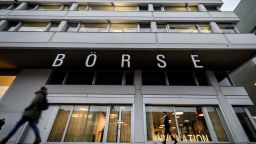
xmin=121 ymin=54 xmax=131 ymax=68
xmin=156 ymin=54 xmax=167 ymax=68
xmin=191 ymin=55 xmax=203 ymax=68
xmin=85 ymin=52 xmax=97 ymax=67
xmin=52 ymin=54 xmax=65 ymax=67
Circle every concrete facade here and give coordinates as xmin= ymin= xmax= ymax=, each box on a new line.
xmin=0 ymin=0 xmax=256 ymax=143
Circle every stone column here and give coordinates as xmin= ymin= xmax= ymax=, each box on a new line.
xmin=134 ymin=70 xmax=145 ymax=143
xmin=207 ymin=71 xmax=249 ymax=143
xmin=198 ymin=4 xmax=207 ymax=12
xmin=0 ymin=20 xmax=8 ymax=31
xmin=56 ymin=21 xmax=68 ymax=32
xmin=69 ymin=3 xmax=78 ymax=11
xmin=15 ymin=2 xmax=28 ymax=10
xmin=210 ymin=22 xmax=222 ymax=33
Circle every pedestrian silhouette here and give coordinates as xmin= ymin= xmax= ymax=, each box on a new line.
xmin=0 ymin=87 xmax=49 ymax=144
xmin=162 ymin=112 xmax=177 ymax=144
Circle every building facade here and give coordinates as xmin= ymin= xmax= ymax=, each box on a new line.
xmin=229 ymin=0 xmax=256 ymax=118
xmin=0 ymin=0 xmax=256 ymax=143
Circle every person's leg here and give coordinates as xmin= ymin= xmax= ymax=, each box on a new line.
xmin=29 ymin=120 xmax=41 ymax=144
xmin=1 ymin=117 xmax=27 ymax=143
xmin=162 ymin=129 xmax=167 ymax=143
xmin=169 ymin=131 xmax=177 ymax=144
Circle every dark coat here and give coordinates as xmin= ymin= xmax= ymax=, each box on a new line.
xmin=164 ymin=115 xmax=170 ymax=129
xmin=22 ymin=91 xmax=48 ymax=120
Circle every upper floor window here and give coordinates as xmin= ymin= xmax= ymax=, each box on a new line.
xmin=197 ymin=24 xmax=212 ymax=33
xmin=153 ymin=5 xmax=163 ymax=11
xmin=110 ymin=23 xmax=138 ymax=32
xmin=79 ymin=23 xmax=108 ymax=32
xmin=205 ymin=5 xmax=220 ymax=11
xmin=114 ymin=6 xmax=138 ymax=11
xmin=48 ymin=22 xmax=60 ymax=32
xmin=218 ymin=23 xmax=238 ymax=33
xmin=157 ymin=23 xmax=212 ymax=33
xmin=88 ymin=5 xmax=113 ymax=11
xmin=37 ymin=5 xmax=63 ymax=10
xmin=3 ymin=22 xmax=19 ymax=31
xmin=18 ymin=22 xmax=49 ymax=32
xmin=164 ymin=4 xmax=198 ymax=12
xmin=168 ymin=23 xmax=198 ymax=33
xmin=0 ymin=5 xmax=12 ymax=10
xmin=139 ymin=23 xmax=151 ymax=32
xmin=66 ymin=23 xmax=79 ymax=32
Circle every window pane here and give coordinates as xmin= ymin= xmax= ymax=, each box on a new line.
xmin=107 ymin=106 xmax=120 ymax=142
xmin=219 ymin=24 xmax=236 ymax=33
xmin=18 ymin=22 xmax=48 ymax=32
xmin=154 ymin=6 xmax=162 ymax=11
xmin=48 ymin=106 xmax=72 ymax=142
xmin=142 ymin=72 xmax=166 ymax=85
xmin=95 ymin=71 xmax=122 ymax=85
xmin=139 ymin=5 xmax=148 ymax=11
xmin=64 ymin=106 xmax=89 ymax=142
xmin=3 ymin=22 xmax=19 ymax=31
xmin=175 ymin=107 xmax=212 ymax=142
xmin=206 ymin=107 xmax=228 ymax=142
xmin=189 ymin=6 xmax=198 ymax=12
xmin=168 ymin=72 xmax=196 ymax=86
xmin=146 ymin=106 xmax=178 ymax=141
xmin=198 ymin=24 xmax=212 ymax=33
xmin=165 ymin=6 xmax=187 ymax=12
xmin=110 ymin=24 xmax=137 ymax=32
xmin=234 ymin=107 xmax=256 ymax=141
xmin=79 ymin=24 xmax=108 ymax=32
xmin=120 ymin=106 xmax=132 ymax=142
xmin=65 ymin=71 xmax=94 ymax=85
xmin=0 ymin=76 xmax=16 ymax=100
xmin=49 ymin=23 xmax=59 ymax=32
xmin=38 ymin=5 xmax=62 ymax=10
xmin=66 ymin=23 xmax=78 ymax=32
xmin=115 ymin=6 xmax=137 ymax=11
xmin=214 ymin=72 xmax=233 ymax=87
xmin=78 ymin=5 xmax=87 ymax=11
xmin=0 ymin=5 xmax=10 ymax=10
xmin=63 ymin=5 xmax=70 ymax=11
xmin=157 ymin=24 xmax=167 ymax=32
xmin=169 ymin=24 xmax=198 ymax=33
xmin=89 ymin=6 xmax=112 ymax=11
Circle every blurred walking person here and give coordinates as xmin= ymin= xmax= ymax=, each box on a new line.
xmin=0 ymin=87 xmax=49 ymax=144
xmin=162 ymin=112 xmax=178 ymax=144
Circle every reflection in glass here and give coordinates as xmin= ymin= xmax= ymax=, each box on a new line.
xmin=107 ymin=106 xmax=120 ymax=142
xmin=110 ymin=24 xmax=137 ymax=32
xmin=120 ymin=106 xmax=131 ymax=142
xmin=206 ymin=107 xmax=228 ymax=142
xmin=146 ymin=106 xmax=178 ymax=142
xmin=48 ymin=106 xmax=72 ymax=142
xmin=169 ymin=24 xmax=198 ymax=33
xmin=175 ymin=107 xmax=211 ymax=142
xmin=165 ymin=6 xmax=187 ymax=12
xmin=64 ymin=106 xmax=89 ymax=142
xmin=198 ymin=24 xmax=212 ymax=33
xmin=18 ymin=22 xmax=49 ymax=32
xmin=234 ymin=107 xmax=256 ymax=141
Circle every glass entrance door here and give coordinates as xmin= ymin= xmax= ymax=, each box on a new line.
xmin=47 ymin=105 xmax=132 ymax=143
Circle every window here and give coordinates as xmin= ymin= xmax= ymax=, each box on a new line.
xmin=27 ymin=4 xmax=37 ymax=10
xmin=188 ymin=5 xmax=198 ymax=12
xmin=153 ymin=5 xmax=162 ymax=11
xmin=142 ymin=71 xmax=166 ymax=85
xmin=110 ymin=24 xmax=138 ymax=32
xmin=218 ymin=23 xmax=237 ymax=33
xmin=65 ymin=71 xmax=95 ymax=85
xmin=3 ymin=22 xmax=19 ymax=31
xmin=48 ymin=22 xmax=59 ymax=32
xmin=214 ymin=71 xmax=233 ymax=87
xmin=233 ymin=107 xmax=256 ymax=141
xmin=164 ymin=6 xmax=187 ymax=12
xmin=139 ymin=5 xmax=148 ymax=11
xmin=205 ymin=5 xmax=219 ymax=11
xmin=0 ymin=76 xmax=16 ymax=100
xmin=168 ymin=23 xmax=198 ymax=33
xmin=78 ymin=5 xmax=88 ymax=11
xmin=167 ymin=71 xmax=196 ymax=86
xmin=79 ymin=23 xmax=108 ymax=32
xmin=114 ymin=6 xmax=137 ymax=11
xmin=157 ymin=24 xmax=167 ymax=32
xmin=48 ymin=105 xmax=132 ymax=143
xmin=63 ymin=5 xmax=70 ymax=11
xmin=198 ymin=24 xmax=212 ymax=33
xmin=139 ymin=23 xmax=151 ymax=32
xmin=66 ymin=23 xmax=79 ymax=32
xmin=0 ymin=5 xmax=11 ymax=10
xmin=95 ymin=71 xmax=122 ymax=85
xmin=37 ymin=5 xmax=62 ymax=10
xmin=18 ymin=22 xmax=49 ymax=32
xmin=47 ymin=70 xmax=67 ymax=84
xmin=89 ymin=5 xmax=112 ymax=11
xmin=146 ymin=106 xmax=226 ymax=142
